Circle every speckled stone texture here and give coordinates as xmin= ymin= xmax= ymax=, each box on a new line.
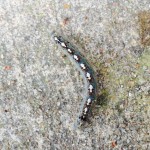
xmin=0 ymin=0 xmax=150 ymax=150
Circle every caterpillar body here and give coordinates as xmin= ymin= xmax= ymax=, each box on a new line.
xmin=52 ymin=32 xmax=97 ymax=127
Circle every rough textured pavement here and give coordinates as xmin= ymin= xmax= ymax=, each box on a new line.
xmin=0 ymin=0 xmax=150 ymax=149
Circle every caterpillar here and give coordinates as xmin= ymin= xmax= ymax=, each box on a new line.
xmin=52 ymin=31 xmax=97 ymax=127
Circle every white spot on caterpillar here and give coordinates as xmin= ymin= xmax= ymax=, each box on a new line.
xmin=54 ymin=36 xmax=59 ymax=42
xmin=80 ymin=63 xmax=86 ymax=70
xmin=81 ymin=115 xmax=86 ymax=119
xmin=73 ymin=55 xmax=79 ymax=61
xmin=87 ymin=98 xmax=92 ymax=105
xmin=86 ymin=72 xmax=91 ymax=80
xmin=68 ymin=49 xmax=72 ymax=53
xmin=61 ymin=42 xmax=66 ymax=47
xmin=89 ymin=84 xmax=94 ymax=93
xmin=83 ymin=107 xmax=88 ymax=114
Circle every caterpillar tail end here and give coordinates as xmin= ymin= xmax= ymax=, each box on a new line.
xmin=73 ymin=117 xmax=83 ymax=130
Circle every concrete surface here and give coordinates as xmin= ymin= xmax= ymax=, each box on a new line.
xmin=0 ymin=0 xmax=150 ymax=149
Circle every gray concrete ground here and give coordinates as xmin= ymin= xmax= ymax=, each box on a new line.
xmin=0 ymin=0 xmax=150 ymax=149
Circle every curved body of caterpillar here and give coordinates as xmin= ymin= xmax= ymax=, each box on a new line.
xmin=52 ymin=31 xmax=97 ymax=127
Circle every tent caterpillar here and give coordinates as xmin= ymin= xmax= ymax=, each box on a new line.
xmin=52 ymin=31 xmax=97 ymax=128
